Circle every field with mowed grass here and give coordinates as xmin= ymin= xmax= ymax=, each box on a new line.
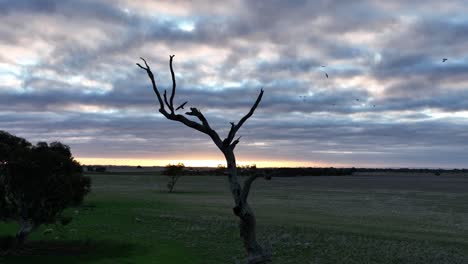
xmin=1 ymin=170 xmax=468 ymax=263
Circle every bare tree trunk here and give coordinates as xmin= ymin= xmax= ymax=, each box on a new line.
xmin=137 ymin=56 xmax=271 ymax=263
xmin=224 ymin=150 xmax=271 ymax=264
xmin=167 ymin=175 xmax=179 ymax=193
xmin=239 ymin=205 xmax=269 ymax=264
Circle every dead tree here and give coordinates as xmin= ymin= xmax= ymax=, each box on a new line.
xmin=137 ymin=55 xmax=272 ymax=264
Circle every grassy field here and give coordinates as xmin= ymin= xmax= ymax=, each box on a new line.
xmin=1 ymin=171 xmax=468 ymax=263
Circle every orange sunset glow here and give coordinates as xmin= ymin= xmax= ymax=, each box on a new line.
xmin=75 ymin=157 xmax=332 ymax=168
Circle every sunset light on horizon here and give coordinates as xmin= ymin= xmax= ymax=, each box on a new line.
xmin=1 ymin=0 xmax=468 ymax=168
xmin=75 ymin=157 xmax=332 ymax=168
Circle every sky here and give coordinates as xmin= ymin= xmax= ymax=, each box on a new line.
xmin=1 ymin=0 xmax=468 ymax=168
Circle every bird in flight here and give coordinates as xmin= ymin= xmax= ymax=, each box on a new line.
xmin=319 ymin=65 xmax=329 ymax=78
xmin=355 ymin=99 xmax=360 ymax=101
xmin=442 ymin=58 xmax=448 ymax=62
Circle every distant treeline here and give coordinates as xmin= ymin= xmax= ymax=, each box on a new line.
xmin=185 ymin=167 xmax=468 ymax=177
xmin=83 ymin=165 xmax=468 ymax=177
xmin=85 ymin=165 xmax=107 ymax=173
xmin=259 ymin=167 xmax=357 ymax=177
xmin=184 ymin=166 xmax=358 ymax=177
xmin=355 ymin=168 xmax=468 ymax=174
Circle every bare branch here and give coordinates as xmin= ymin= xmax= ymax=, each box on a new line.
xmin=136 ymin=57 xmax=164 ymax=110
xmin=236 ymin=88 xmax=264 ymax=131
xmin=163 ymin=90 xmax=170 ymax=109
xmin=140 ymin=57 xmax=149 ymax=68
xmin=225 ymin=88 xmax=264 ymax=145
xmin=186 ymin=108 xmax=211 ymax=129
xmin=176 ymin=101 xmax=188 ymax=111
xmin=136 ymin=57 xmax=151 ymax=70
xmin=137 ymin=56 xmax=223 ymax=148
xmin=136 ymin=63 xmax=146 ymax=70
xmin=167 ymin=113 xmax=223 ymax=147
xmin=223 ymin=122 xmax=236 ymax=146
xmin=231 ymin=136 xmax=242 ymax=150
xmin=240 ymin=170 xmax=272 ymax=202
xmin=169 ymin=55 xmax=176 ymax=113
xmin=241 ymin=174 xmax=259 ymax=202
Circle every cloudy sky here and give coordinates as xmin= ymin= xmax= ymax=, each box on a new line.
xmin=1 ymin=0 xmax=468 ymax=168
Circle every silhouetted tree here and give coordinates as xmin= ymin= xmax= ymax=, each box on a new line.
xmin=238 ymin=164 xmax=258 ymax=177
xmin=0 ymin=131 xmax=91 ymax=247
xmin=163 ymin=163 xmax=185 ymax=193
xmin=138 ymin=56 xmax=271 ymax=263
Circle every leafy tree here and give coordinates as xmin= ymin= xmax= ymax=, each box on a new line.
xmin=0 ymin=131 xmax=91 ymax=246
xmin=163 ymin=163 xmax=185 ymax=193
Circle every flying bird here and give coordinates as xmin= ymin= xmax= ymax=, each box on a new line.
xmin=355 ymin=99 xmax=360 ymax=101
xmin=442 ymin=58 xmax=448 ymax=62
xmin=175 ymin=101 xmax=188 ymax=110
xmin=319 ymin=65 xmax=329 ymax=78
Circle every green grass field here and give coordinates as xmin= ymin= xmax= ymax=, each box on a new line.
xmin=1 ymin=171 xmax=468 ymax=263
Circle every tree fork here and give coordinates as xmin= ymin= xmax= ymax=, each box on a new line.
xmin=137 ymin=55 xmax=272 ymax=263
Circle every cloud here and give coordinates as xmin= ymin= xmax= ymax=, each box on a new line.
xmin=1 ymin=0 xmax=468 ymax=168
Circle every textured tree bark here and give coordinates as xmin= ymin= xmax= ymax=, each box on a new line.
xmin=138 ymin=56 xmax=272 ymax=263
xmin=224 ymin=150 xmax=271 ymax=264
xmin=238 ymin=205 xmax=270 ymax=264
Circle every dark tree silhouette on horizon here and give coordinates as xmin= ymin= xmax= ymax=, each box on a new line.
xmin=137 ymin=55 xmax=272 ymax=263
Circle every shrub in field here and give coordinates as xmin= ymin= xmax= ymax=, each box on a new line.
xmin=163 ymin=163 xmax=185 ymax=193
xmin=0 ymin=131 xmax=91 ymax=246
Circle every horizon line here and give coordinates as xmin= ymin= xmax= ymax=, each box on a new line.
xmin=76 ymin=157 xmax=467 ymax=170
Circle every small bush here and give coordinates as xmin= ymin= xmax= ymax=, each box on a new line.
xmin=163 ymin=163 xmax=185 ymax=193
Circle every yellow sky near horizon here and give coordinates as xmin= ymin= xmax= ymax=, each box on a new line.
xmin=75 ymin=157 xmax=332 ymax=168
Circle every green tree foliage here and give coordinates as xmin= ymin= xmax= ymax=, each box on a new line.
xmin=163 ymin=163 xmax=185 ymax=193
xmin=0 ymin=131 xmax=91 ymax=245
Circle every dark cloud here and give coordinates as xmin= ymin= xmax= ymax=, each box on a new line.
xmin=1 ymin=0 xmax=468 ymax=167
